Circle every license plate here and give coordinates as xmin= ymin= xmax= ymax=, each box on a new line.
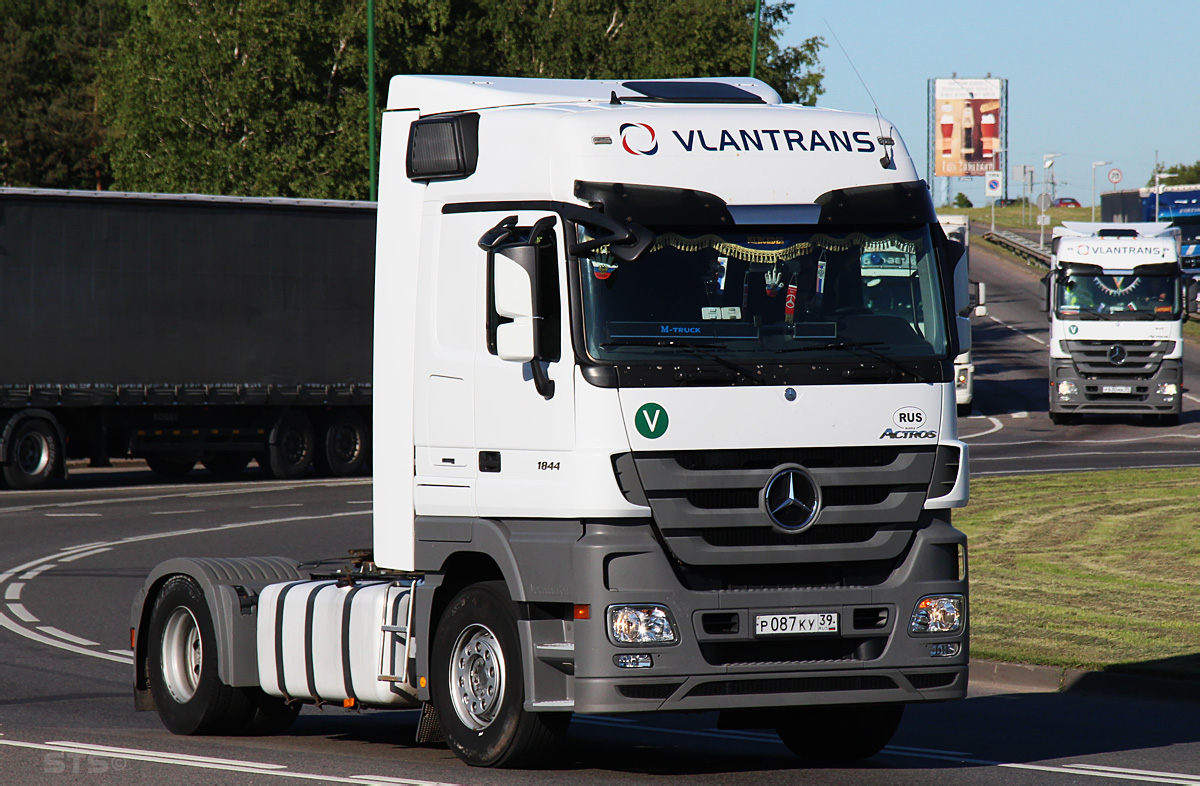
xmin=1102 ymin=385 xmax=1132 ymax=394
xmin=754 ymin=612 xmax=838 ymax=636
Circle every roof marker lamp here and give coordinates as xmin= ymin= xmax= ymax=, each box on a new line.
xmin=608 ymin=604 xmax=677 ymax=645
xmin=909 ymin=595 xmax=964 ymax=635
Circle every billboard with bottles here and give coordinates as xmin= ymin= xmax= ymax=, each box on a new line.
xmin=932 ymin=78 xmax=1005 ymax=177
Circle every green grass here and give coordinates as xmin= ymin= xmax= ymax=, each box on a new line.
xmin=958 ymin=468 xmax=1200 ymax=679
xmin=938 ymin=204 xmax=1095 ymax=232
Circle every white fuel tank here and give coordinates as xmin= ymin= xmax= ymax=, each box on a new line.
xmin=256 ymin=579 xmax=419 ymax=707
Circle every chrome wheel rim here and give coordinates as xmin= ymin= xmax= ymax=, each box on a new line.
xmin=15 ymin=431 xmax=49 ymax=476
xmin=448 ymin=623 xmax=506 ymax=731
xmin=161 ymin=606 xmax=202 ymax=703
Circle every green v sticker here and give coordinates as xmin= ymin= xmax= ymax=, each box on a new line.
xmin=635 ymin=403 xmax=669 ymax=439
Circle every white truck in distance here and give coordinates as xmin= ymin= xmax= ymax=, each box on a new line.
xmin=936 ymin=214 xmax=986 ymax=416
xmin=1043 ymin=222 xmax=1189 ymax=425
xmin=132 ymin=75 xmax=972 ymax=768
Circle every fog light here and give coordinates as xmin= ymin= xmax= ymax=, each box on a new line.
xmin=614 ymin=653 xmax=653 ymax=668
xmin=1157 ymin=383 xmax=1179 ymax=396
xmin=930 ymin=642 xmax=961 ymax=658
xmin=608 ymin=605 xmax=677 ymax=645
xmin=1057 ymin=381 xmax=1077 ymax=396
xmin=910 ymin=595 xmax=964 ymax=634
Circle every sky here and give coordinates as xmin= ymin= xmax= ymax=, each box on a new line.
xmin=779 ymin=1 xmax=1200 ymax=207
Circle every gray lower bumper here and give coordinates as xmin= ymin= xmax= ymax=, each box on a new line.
xmin=1050 ymin=358 xmax=1181 ymax=415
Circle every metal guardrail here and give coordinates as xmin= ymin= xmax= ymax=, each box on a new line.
xmin=982 ymin=230 xmax=1050 ymax=269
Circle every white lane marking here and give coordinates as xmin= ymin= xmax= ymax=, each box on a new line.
xmin=7 ymin=603 xmax=37 ymax=623
xmin=1184 ymin=392 xmax=1200 ymax=405
xmin=0 ymin=738 xmax=459 ymax=784
xmin=150 ymin=509 xmax=204 ymax=515
xmin=976 ymin=433 xmax=1200 ymax=447
xmin=108 ymin=649 xmax=134 ymax=657
xmin=59 ymin=547 xmax=113 ymax=563
xmin=880 ymin=747 xmax=1200 ymax=783
xmin=1068 ymin=763 xmax=1200 ymax=782
xmin=346 ymin=500 xmax=372 ymax=505
xmin=0 ymin=509 xmax=371 ymax=664
xmin=987 ymin=313 xmax=1047 ymax=346
xmin=960 ymin=416 xmax=1004 ymax=440
xmin=252 ymin=504 xmax=304 ymax=509
xmin=44 ymin=513 xmax=101 ymax=518
xmin=19 ymin=564 xmax=55 ymax=580
xmin=885 ymin=743 xmax=973 ymax=756
xmin=975 ymin=463 xmax=1200 ymax=477
xmin=37 ymin=626 xmax=99 ymax=647
xmin=4 ymin=582 xmax=21 ymax=601
xmin=974 ymin=449 xmax=1200 ymax=462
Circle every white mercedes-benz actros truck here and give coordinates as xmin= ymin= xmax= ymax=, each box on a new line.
xmin=1043 ymin=222 xmax=1189 ymax=425
xmin=131 ymin=75 xmax=971 ymax=768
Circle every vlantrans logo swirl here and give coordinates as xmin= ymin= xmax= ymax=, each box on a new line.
xmin=620 ymin=123 xmax=658 ymax=155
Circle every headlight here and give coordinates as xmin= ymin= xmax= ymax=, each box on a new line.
xmin=910 ymin=595 xmax=964 ymax=634
xmin=1157 ymin=383 xmax=1179 ymax=396
xmin=1057 ymin=381 xmax=1078 ymax=396
xmin=956 ymin=368 xmax=969 ymax=387
xmin=608 ymin=605 xmax=677 ymax=645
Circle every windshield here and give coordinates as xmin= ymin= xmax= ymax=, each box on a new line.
xmin=1056 ymin=272 xmax=1180 ymax=319
xmin=576 ymin=225 xmax=948 ymax=362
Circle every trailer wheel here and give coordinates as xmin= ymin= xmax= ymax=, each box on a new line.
xmin=147 ymin=576 xmax=256 ymax=735
xmin=430 ymin=581 xmax=569 ymax=767
xmin=202 ymin=452 xmax=253 ymax=479
xmin=266 ymin=411 xmax=314 ymax=479
xmin=315 ymin=410 xmax=369 ymax=477
xmin=146 ymin=456 xmax=197 ymax=478
xmin=2 ymin=418 xmax=59 ymax=489
xmin=775 ymin=703 xmax=904 ymax=763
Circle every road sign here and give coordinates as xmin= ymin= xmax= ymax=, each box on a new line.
xmin=985 ymin=171 xmax=1003 ymax=197
xmin=1036 ymin=193 xmax=1052 ymax=211
xmin=1108 ymin=168 xmax=1123 ymax=185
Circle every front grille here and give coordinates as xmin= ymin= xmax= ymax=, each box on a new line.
xmin=632 ymin=446 xmax=935 ymax=567
xmin=685 ymin=675 xmax=896 ymax=698
xmin=1064 ymin=339 xmax=1173 ymax=379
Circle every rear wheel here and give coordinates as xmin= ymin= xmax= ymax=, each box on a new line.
xmin=956 ymin=403 xmax=972 ymax=417
xmin=2 ymin=418 xmax=60 ymax=489
xmin=776 ymin=703 xmax=904 ymax=763
xmin=430 ymin=581 xmax=569 ymax=767
xmin=265 ymin=411 xmax=314 ymax=479
xmin=147 ymin=576 xmax=255 ymax=735
xmin=315 ymin=410 xmax=369 ymax=477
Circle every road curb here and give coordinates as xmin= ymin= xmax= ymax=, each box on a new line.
xmin=971 ymin=659 xmax=1200 ymax=704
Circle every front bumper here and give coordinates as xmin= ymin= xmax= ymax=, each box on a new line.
xmin=1049 ymin=357 xmax=1181 ymax=415
xmin=562 ymin=516 xmax=968 ymax=714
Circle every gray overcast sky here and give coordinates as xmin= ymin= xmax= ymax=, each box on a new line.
xmin=780 ymin=1 xmax=1200 ymax=206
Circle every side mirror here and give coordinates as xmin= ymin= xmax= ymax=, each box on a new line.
xmin=972 ymin=281 xmax=988 ymax=317
xmin=482 ymin=216 xmax=559 ymax=398
xmin=1188 ymin=279 xmax=1198 ymax=316
xmin=1039 ymin=275 xmax=1051 ymax=313
xmin=956 ymin=315 xmax=971 ymax=355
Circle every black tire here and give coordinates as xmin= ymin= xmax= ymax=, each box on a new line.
xmin=315 ymin=410 xmax=370 ymax=477
xmin=146 ymin=576 xmax=256 ymax=735
xmin=1146 ymin=413 xmax=1180 ymax=427
xmin=2 ymin=418 xmax=60 ymax=489
xmin=956 ymin=402 xmax=972 ymax=417
xmin=242 ymin=687 xmax=301 ymax=735
xmin=776 ymin=703 xmax=904 ymax=764
xmin=265 ymin=411 xmax=315 ymax=479
xmin=430 ymin=581 xmax=570 ymax=767
xmin=1049 ymin=411 xmax=1077 ymax=426
xmin=202 ymin=452 xmax=253 ymax=479
xmin=146 ymin=455 xmax=198 ymax=479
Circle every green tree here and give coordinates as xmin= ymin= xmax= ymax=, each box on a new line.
xmin=1148 ymin=161 xmax=1200 ymax=187
xmin=0 ymin=0 xmax=130 ymax=189
xmin=953 ymin=192 xmax=973 ymax=208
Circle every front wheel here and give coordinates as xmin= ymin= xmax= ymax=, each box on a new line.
xmin=776 ymin=703 xmax=904 ymax=763
xmin=430 ymin=581 xmax=569 ymax=767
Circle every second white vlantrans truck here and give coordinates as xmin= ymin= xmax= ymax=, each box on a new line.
xmin=1044 ymin=222 xmax=1190 ymax=425
xmin=131 ymin=76 xmax=971 ymax=768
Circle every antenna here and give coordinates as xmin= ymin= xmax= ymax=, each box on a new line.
xmin=824 ymin=20 xmax=893 ymax=169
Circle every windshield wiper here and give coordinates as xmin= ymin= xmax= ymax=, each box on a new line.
xmin=600 ymin=340 xmax=764 ymax=385
xmin=775 ymin=341 xmax=929 ymax=383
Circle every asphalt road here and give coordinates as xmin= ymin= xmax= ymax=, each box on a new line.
xmin=1 ymin=478 xmax=1199 ymax=784
xmin=959 ymin=240 xmax=1200 ymax=475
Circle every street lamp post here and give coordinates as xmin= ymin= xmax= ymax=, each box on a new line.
xmin=1155 ymin=171 xmax=1177 ymax=221
xmin=1040 ymin=153 xmax=1061 ymax=248
xmin=1091 ymin=160 xmax=1111 ymax=222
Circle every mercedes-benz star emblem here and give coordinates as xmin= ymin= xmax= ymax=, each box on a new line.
xmin=761 ymin=465 xmax=821 ymax=532
xmin=1107 ymin=344 xmax=1128 ymax=365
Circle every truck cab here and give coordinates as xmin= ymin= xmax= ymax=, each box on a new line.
xmin=134 ymin=76 xmax=971 ymax=768
xmin=1044 ymin=222 xmax=1187 ymax=425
